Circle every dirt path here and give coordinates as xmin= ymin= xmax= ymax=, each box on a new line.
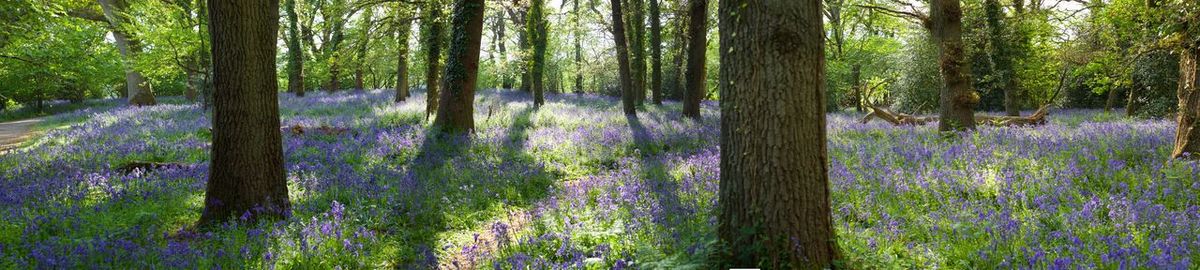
xmin=0 ymin=117 xmax=45 ymax=152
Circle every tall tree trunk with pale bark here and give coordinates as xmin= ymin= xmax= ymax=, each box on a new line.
xmin=199 ymin=0 xmax=290 ymax=226
xmin=1173 ymin=43 xmax=1200 ymax=159
xmin=98 ymin=0 xmax=156 ymax=106
xmin=433 ymin=0 xmax=487 ymax=133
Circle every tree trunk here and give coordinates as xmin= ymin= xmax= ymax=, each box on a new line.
xmin=515 ymin=8 xmax=531 ymax=92
xmin=199 ymin=0 xmax=290 ymax=226
xmin=627 ymin=0 xmax=646 ymax=106
xmin=98 ymin=0 xmax=156 ymax=106
xmin=354 ymin=9 xmax=374 ymax=91
xmin=649 ymin=0 xmax=662 ymax=104
xmin=573 ymin=0 xmax=585 ymax=94
xmin=1127 ymin=86 xmax=1140 ymax=117
xmin=985 ymin=0 xmax=1019 ymax=116
xmin=528 ymin=0 xmax=548 ymax=106
xmin=610 ymin=0 xmax=635 ymax=115
xmin=433 ymin=0 xmax=487 ymax=133
xmin=1172 ymin=44 xmax=1200 ymax=159
xmin=327 ymin=17 xmax=346 ymax=93
xmin=717 ymin=0 xmax=840 ymax=267
xmin=681 ymin=0 xmax=706 ymax=119
xmin=851 ymin=63 xmax=862 ymax=111
xmin=424 ymin=1 xmax=445 ymax=117
xmin=396 ymin=5 xmax=412 ymax=102
xmin=1105 ymin=87 xmax=1120 ymax=112
xmin=285 ymin=0 xmax=305 ymax=97
xmin=932 ymin=0 xmax=978 ymax=131
xmin=497 ymin=10 xmax=512 ymax=89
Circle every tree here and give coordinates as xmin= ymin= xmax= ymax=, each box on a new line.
xmin=98 ymin=0 xmax=157 ymax=106
xmin=984 ymin=0 xmax=1019 ymax=116
xmin=717 ymin=0 xmax=841 ymax=268
xmin=681 ymin=0 xmax=705 ymax=119
xmin=1174 ymin=42 xmax=1199 ymax=159
xmin=353 ymin=7 xmax=375 ymax=91
xmin=648 ymin=0 xmax=663 ymax=104
xmin=395 ymin=4 xmax=413 ymax=102
xmin=627 ymin=0 xmax=647 ymax=105
xmin=610 ymin=0 xmax=635 ymax=115
xmin=285 ymin=0 xmax=305 ymax=97
xmin=572 ymin=0 xmax=584 ymax=94
xmin=423 ymin=0 xmax=445 ymax=117
xmin=527 ymin=0 xmax=548 ymax=106
xmin=432 ymin=0 xmax=487 ymax=133
xmin=324 ymin=0 xmax=349 ymax=92
xmin=932 ymin=0 xmax=978 ymax=131
xmin=199 ymin=0 xmax=291 ymax=226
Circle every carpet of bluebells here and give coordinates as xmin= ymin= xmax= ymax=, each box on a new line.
xmin=1 ymin=89 xmax=1199 ymax=269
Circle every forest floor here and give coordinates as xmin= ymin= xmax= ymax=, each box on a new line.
xmin=1 ymin=90 xmax=1198 ymax=269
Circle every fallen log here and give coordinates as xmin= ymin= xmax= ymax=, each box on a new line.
xmin=117 ymin=161 xmax=186 ymax=174
xmin=285 ymin=124 xmax=354 ymax=136
xmin=860 ymin=105 xmax=1051 ymax=127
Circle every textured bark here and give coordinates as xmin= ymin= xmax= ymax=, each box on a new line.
xmin=717 ymin=0 xmax=840 ymax=267
xmin=527 ymin=0 xmax=548 ymax=106
xmin=627 ymin=0 xmax=647 ymax=105
xmin=396 ymin=5 xmax=412 ymax=102
xmin=327 ymin=13 xmax=346 ymax=93
xmin=98 ymin=0 xmax=156 ymax=106
xmin=433 ymin=0 xmax=486 ymax=133
xmin=649 ymin=0 xmax=662 ymax=104
xmin=353 ymin=9 xmax=374 ymax=91
xmin=932 ymin=0 xmax=978 ymax=131
xmin=610 ymin=0 xmax=635 ymax=115
xmin=285 ymin=0 xmax=305 ymax=97
xmin=199 ymin=0 xmax=290 ymax=226
xmin=424 ymin=1 xmax=445 ymax=117
xmin=1172 ymin=45 xmax=1200 ymax=159
xmin=681 ymin=0 xmax=706 ymax=119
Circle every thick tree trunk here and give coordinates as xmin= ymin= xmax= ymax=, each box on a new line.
xmin=681 ymin=0 xmax=706 ymax=119
xmin=433 ymin=0 xmax=486 ymax=133
xmin=396 ymin=5 xmax=412 ymax=102
xmin=424 ymin=1 xmax=445 ymax=117
xmin=649 ymin=0 xmax=662 ymax=104
xmin=932 ymin=0 xmax=978 ymax=131
xmin=611 ymin=0 xmax=635 ymax=115
xmin=285 ymin=0 xmax=305 ymax=97
xmin=528 ymin=0 xmax=547 ymax=106
xmin=199 ymin=0 xmax=290 ymax=226
xmin=98 ymin=0 xmax=156 ymax=106
xmin=1172 ymin=44 xmax=1200 ymax=159
xmin=717 ymin=0 xmax=840 ymax=267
